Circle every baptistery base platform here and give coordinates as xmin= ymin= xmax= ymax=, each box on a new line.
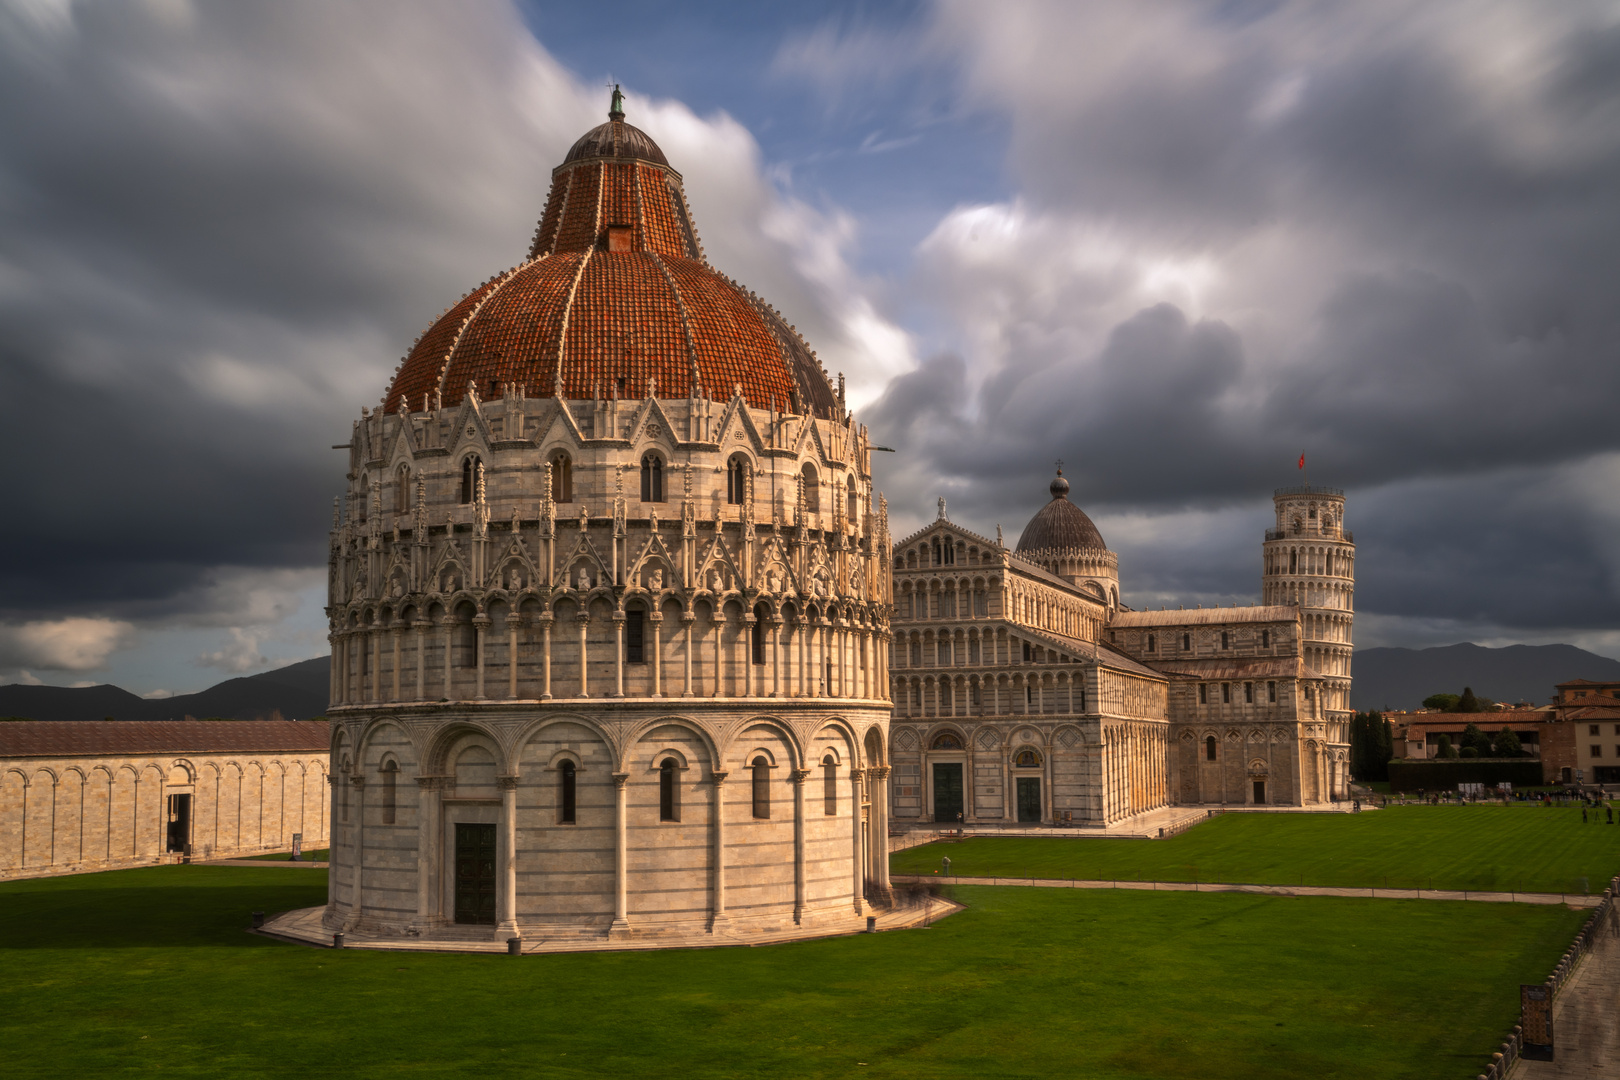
xmin=262 ymin=895 xmax=957 ymax=954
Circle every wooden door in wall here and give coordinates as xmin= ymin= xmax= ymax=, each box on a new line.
xmin=454 ymin=823 xmax=497 ymax=925
xmin=932 ymin=764 xmax=963 ymax=823
xmin=1016 ymin=778 xmax=1042 ymax=822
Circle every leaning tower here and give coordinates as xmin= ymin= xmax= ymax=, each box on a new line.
xmin=1262 ymin=485 xmax=1354 ymax=725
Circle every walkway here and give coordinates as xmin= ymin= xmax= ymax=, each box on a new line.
xmin=890 ymin=874 xmax=1604 ymax=908
xmin=258 ymin=894 xmax=960 ymax=955
xmin=200 ymin=859 xmax=329 ymax=868
xmin=889 ymin=802 xmax=1359 ymax=852
xmin=1514 ymin=917 xmax=1620 ymax=1079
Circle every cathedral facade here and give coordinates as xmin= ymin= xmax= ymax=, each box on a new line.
xmin=886 ymin=473 xmax=1353 ymax=826
xmin=324 ymin=99 xmax=892 ymax=945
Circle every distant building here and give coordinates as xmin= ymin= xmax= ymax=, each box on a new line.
xmin=1543 ymin=688 xmax=1620 ymax=785
xmin=0 ymin=720 xmax=329 ymax=880
xmin=886 ymin=472 xmax=1352 ymax=824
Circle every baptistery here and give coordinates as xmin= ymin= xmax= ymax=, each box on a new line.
xmin=324 ymin=93 xmax=893 ymax=944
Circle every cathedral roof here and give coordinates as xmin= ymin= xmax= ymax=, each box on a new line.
xmin=1015 ymin=468 xmax=1108 ymax=553
xmin=383 ymin=96 xmax=838 ymax=418
xmin=1110 ymin=606 xmax=1301 ymax=627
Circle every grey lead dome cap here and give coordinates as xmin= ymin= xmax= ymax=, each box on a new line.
xmin=1015 ymin=469 xmax=1108 ymax=552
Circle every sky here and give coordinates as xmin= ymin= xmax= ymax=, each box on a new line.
xmin=3 ymin=0 xmax=1620 ymax=696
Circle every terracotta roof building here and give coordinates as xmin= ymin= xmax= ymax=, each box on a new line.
xmin=325 ymin=91 xmax=892 ymax=949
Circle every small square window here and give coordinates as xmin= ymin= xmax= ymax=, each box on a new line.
xmin=1591 ymin=725 xmax=1601 ymax=736
xmin=1592 ymin=745 xmax=1603 ymax=758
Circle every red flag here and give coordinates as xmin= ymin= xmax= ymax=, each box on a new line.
xmin=1298 ymin=453 xmax=1305 ymax=470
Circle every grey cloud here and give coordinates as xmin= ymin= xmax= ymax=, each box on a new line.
xmin=1 ymin=3 xmax=894 ymax=642
xmin=855 ymin=2 xmax=1620 ymax=638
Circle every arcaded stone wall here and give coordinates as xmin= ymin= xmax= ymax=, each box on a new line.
xmin=0 ymin=750 xmax=329 ymax=880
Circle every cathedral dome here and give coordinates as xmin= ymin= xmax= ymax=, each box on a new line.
xmin=383 ymin=97 xmax=837 ymax=418
xmin=1016 ymin=468 xmax=1107 ymax=553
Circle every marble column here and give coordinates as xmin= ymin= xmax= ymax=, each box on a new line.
xmin=497 ymin=775 xmax=519 ymax=939
xmin=681 ymin=613 xmax=695 ymax=697
xmin=613 ymin=612 xmax=625 ymax=698
xmin=540 ymin=617 xmax=553 ymax=700
xmin=414 ymin=621 xmax=426 ymax=701
xmin=850 ymin=767 xmax=866 ymax=916
xmin=577 ymin=613 xmax=589 ymax=697
xmin=610 ymin=771 xmax=630 ymax=936
xmin=650 ymin=614 xmax=663 ymax=697
xmin=873 ymin=766 xmax=891 ymax=894
xmin=770 ymin=620 xmax=782 ymax=697
xmin=414 ymin=776 xmax=443 ymax=925
xmin=474 ymin=615 xmax=490 ymax=700
xmin=709 ymin=770 xmax=729 ymax=931
xmin=791 ymin=768 xmax=810 ymax=923
xmin=507 ymin=614 xmax=520 ymax=699
xmin=344 ymin=775 xmax=365 ymax=931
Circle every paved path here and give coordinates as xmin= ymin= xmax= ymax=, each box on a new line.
xmin=259 ymin=895 xmax=959 ymax=954
xmin=890 ymin=874 xmax=1604 ymax=908
xmin=201 ymin=859 xmax=329 ymax=868
xmin=1514 ymin=913 xmax=1620 ymax=1079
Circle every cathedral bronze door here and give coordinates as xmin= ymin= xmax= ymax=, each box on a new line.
xmin=1016 ymin=778 xmax=1042 ymax=823
xmin=454 ymin=823 xmax=497 ymax=925
xmin=932 ymin=763 xmax=963 ymax=823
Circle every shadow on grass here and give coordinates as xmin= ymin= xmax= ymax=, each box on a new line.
xmin=0 ymin=866 xmax=327 ymax=951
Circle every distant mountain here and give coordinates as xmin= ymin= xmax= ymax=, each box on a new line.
xmin=0 ymin=657 xmax=330 ymax=723
xmin=1352 ymin=643 xmax=1620 ymax=712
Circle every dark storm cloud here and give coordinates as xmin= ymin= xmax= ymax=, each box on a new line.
xmin=855 ymin=1 xmax=1620 ymax=633
xmin=0 ymin=3 xmax=581 ymax=623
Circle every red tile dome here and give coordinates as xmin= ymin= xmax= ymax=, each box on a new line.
xmin=384 ymin=98 xmax=839 ymax=417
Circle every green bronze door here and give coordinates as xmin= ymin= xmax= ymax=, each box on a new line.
xmin=454 ymin=823 xmax=498 ymax=925
xmin=1016 ymin=777 xmax=1042 ymax=823
xmin=932 ymin=763 xmax=963 ymax=823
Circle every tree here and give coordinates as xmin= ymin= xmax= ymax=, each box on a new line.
xmin=1460 ymin=722 xmax=1491 ymax=757
xmin=1493 ymin=726 xmax=1522 ymax=757
xmin=1457 ymin=686 xmax=1482 ymax=713
xmin=1423 ymin=693 xmax=1461 ymax=712
xmin=1350 ymin=711 xmax=1394 ymax=781
xmin=1437 ymin=734 xmax=1456 ymax=759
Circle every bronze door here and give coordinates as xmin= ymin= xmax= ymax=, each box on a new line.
xmin=454 ymin=823 xmax=497 ymax=925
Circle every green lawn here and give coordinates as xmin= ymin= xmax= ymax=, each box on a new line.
xmin=892 ymin=805 xmax=1620 ymax=893
xmin=0 ymin=865 xmax=1589 ymax=1078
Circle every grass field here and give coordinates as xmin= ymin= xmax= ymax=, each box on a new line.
xmin=891 ymin=805 xmax=1620 ymax=893
xmin=0 ymin=864 xmax=1589 ymax=1078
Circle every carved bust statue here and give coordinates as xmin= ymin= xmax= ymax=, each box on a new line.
xmin=576 ymin=566 xmax=591 ymax=592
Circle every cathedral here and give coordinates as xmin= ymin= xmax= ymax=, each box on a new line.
xmin=322 ymin=95 xmax=1351 ymax=947
xmin=887 ymin=475 xmax=1354 ymax=825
